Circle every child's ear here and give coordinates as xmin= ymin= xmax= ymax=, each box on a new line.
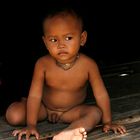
xmin=80 ymin=31 xmax=87 ymax=46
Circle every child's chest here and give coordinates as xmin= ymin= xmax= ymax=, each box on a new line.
xmin=44 ymin=69 xmax=88 ymax=90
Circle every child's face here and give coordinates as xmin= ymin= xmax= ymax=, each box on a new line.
xmin=42 ymin=14 xmax=87 ymax=63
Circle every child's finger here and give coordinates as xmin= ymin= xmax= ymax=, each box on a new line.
xmin=12 ymin=129 xmax=21 ymax=136
xmin=103 ymin=125 xmax=110 ymax=133
xmin=118 ymin=126 xmax=126 ymax=134
xmin=116 ymin=127 xmax=124 ymax=134
xmin=32 ymin=131 xmax=40 ymax=139
xmin=18 ymin=131 xmax=26 ymax=140
xmin=103 ymin=128 xmax=109 ymax=133
xmin=112 ymin=128 xmax=118 ymax=134
xmin=120 ymin=125 xmax=126 ymax=133
xmin=103 ymin=128 xmax=107 ymax=133
xmin=26 ymin=133 xmax=30 ymax=140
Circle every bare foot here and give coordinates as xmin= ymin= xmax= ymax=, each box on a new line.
xmin=53 ymin=127 xmax=87 ymax=140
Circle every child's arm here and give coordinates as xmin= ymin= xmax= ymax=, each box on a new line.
xmin=12 ymin=58 xmax=45 ymax=140
xmin=88 ymin=60 xmax=112 ymax=124
xmin=27 ymin=58 xmax=45 ymax=128
xmin=88 ymin=59 xmax=126 ymax=134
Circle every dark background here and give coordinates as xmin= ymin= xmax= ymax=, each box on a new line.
xmin=0 ymin=1 xmax=139 ymax=115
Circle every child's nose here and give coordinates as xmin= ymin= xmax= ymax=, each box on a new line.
xmin=57 ymin=40 xmax=65 ymax=49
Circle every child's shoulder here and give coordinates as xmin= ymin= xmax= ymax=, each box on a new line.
xmin=80 ymin=53 xmax=100 ymax=73
xmin=80 ymin=53 xmax=97 ymax=66
xmin=34 ymin=54 xmax=51 ymax=68
xmin=35 ymin=54 xmax=51 ymax=64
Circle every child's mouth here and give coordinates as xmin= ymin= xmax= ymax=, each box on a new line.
xmin=58 ymin=52 xmax=68 ymax=55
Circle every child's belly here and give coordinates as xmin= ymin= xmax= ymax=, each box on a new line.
xmin=42 ymin=91 xmax=86 ymax=112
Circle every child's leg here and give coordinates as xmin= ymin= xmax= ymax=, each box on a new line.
xmin=53 ymin=105 xmax=102 ymax=140
xmin=61 ymin=104 xmax=102 ymax=131
xmin=5 ymin=98 xmax=47 ymax=125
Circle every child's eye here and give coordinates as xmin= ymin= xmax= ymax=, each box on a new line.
xmin=65 ymin=37 xmax=72 ymax=41
xmin=49 ymin=38 xmax=57 ymax=43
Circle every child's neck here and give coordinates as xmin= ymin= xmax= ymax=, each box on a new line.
xmin=55 ymin=54 xmax=80 ymax=70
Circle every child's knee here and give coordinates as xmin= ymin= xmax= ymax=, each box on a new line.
xmin=93 ymin=106 xmax=102 ymax=116
xmin=85 ymin=106 xmax=102 ymax=121
xmin=6 ymin=101 xmax=26 ymax=125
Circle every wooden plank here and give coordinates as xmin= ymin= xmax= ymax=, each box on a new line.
xmin=88 ymin=116 xmax=140 ymax=140
xmin=1 ymin=112 xmax=140 ymax=140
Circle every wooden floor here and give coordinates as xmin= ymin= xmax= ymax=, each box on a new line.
xmin=1 ymin=63 xmax=140 ymax=140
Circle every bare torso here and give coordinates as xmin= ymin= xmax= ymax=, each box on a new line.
xmin=41 ymin=54 xmax=89 ymax=112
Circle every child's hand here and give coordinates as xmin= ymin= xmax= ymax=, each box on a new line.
xmin=103 ymin=123 xmax=126 ymax=134
xmin=12 ymin=126 xmax=39 ymax=140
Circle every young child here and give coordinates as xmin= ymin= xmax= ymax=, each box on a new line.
xmin=5 ymin=7 xmax=126 ymax=140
